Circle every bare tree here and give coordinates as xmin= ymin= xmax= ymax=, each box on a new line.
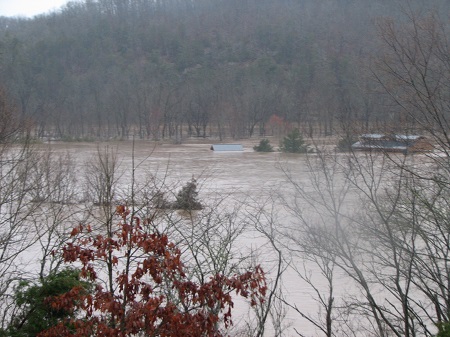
xmin=279 ymin=148 xmax=356 ymax=337
xmin=27 ymin=150 xmax=81 ymax=280
xmin=244 ymin=195 xmax=288 ymax=337
xmin=279 ymin=146 xmax=450 ymax=336
xmin=375 ymin=7 xmax=450 ymax=155
xmin=273 ymin=6 xmax=450 ymax=336
xmin=0 ymin=91 xmax=64 ymax=330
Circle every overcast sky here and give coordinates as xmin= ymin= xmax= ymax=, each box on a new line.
xmin=0 ymin=0 xmax=72 ymax=17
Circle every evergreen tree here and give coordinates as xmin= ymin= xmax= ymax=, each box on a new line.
xmin=279 ymin=129 xmax=309 ymax=153
xmin=4 ymin=269 xmax=90 ymax=337
xmin=253 ymin=139 xmax=274 ymax=152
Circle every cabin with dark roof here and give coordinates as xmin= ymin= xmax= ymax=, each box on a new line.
xmin=351 ymin=134 xmax=433 ymax=154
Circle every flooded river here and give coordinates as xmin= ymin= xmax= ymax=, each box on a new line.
xmin=32 ymin=139 xmax=356 ymax=336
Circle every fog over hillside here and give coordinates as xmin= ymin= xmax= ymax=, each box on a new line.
xmin=0 ymin=0 xmax=448 ymax=140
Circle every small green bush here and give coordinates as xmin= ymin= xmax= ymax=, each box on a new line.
xmin=253 ymin=139 xmax=274 ymax=152
xmin=279 ymin=129 xmax=309 ymax=153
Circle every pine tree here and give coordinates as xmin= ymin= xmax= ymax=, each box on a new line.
xmin=253 ymin=139 xmax=274 ymax=152
xmin=279 ymin=129 xmax=309 ymax=153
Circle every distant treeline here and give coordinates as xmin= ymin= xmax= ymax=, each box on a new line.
xmin=0 ymin=0 xmax=447 ymax=141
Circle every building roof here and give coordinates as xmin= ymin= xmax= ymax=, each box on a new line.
xmin=361 ymin=134 xmax=386 ymax=139
xmin=351 ymin=134 xmax=431 ymax=153
xmin=394 ymin=135 xmax=423 ymax=141
xmin=361 ymin=134 xmax=424 ymax=141
xmin=352 ymin=141 xmax=407 ymax=151
xmin=210 ymin=144 xmax=244 ymax=151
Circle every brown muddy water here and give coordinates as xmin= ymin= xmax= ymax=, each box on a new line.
xmin=33 ymin=139 xmax=355 ymax=336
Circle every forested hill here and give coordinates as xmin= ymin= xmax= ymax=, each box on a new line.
xmin=0 ymin=0 xmax=447 ymax=141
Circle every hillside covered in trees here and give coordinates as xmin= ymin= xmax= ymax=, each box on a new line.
xmin=0 ymin=0 xmax=448 ymax=141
